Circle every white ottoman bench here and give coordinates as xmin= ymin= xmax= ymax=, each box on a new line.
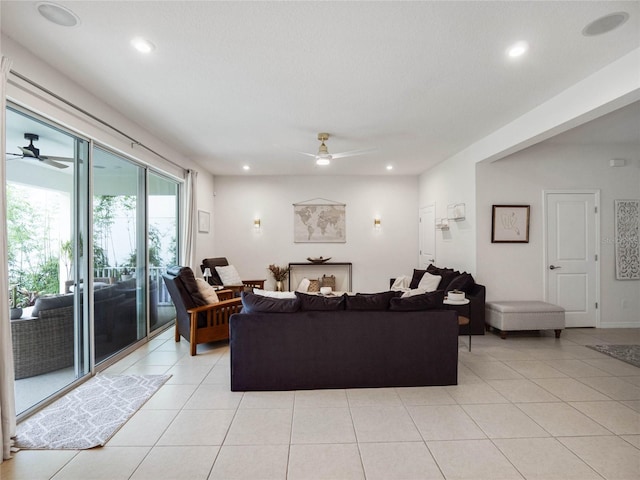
xmin=485 ymin=301 xmax=565 ymax=339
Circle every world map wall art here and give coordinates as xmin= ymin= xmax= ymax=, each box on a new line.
xmin=293 ymin=199 xmax=346 ymax=243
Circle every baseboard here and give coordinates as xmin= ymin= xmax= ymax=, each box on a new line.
xmin=598 ymin=321 xmax=640 ymax=329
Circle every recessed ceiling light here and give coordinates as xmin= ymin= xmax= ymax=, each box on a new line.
xmin=582 ymin=12 xmax=629 ymax=36
xmin=507 ymin=41 xmax=529 ymax=58
xmin=37 ymin=2 xmax=80 ymax=27
xmin=242 ymin=165 xmax=250 ymax=171
xmin=386 ymin=165 xmax=393 ymax=171
xmin=131 ymin=37 xmax=155 ymax=54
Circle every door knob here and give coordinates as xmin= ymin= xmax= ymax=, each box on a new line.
xmin=549 ymin=265 xmax=562 ymax=270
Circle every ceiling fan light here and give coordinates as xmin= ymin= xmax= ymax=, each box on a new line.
xmin=316 ymin=158 xmax=330 ymax=166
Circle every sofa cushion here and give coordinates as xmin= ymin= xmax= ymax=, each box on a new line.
xmin=241 ymin=291 xmax=300 ymax=313
xmin=446 ymin=273 xmax=476 ymax=293
xmin=295 ymin=292 xmax=346 ymax=311
xmin=389 ymin=290 xmax=445 ymax=311
xmin=426 ymin=264 xmax=460 ymax=290
xmin=345 ymin=291 xmax=399 ymax=311
xmin=31 ymin=293 xmax=74 ymax=317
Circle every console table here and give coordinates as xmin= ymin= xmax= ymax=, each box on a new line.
xmin=288 ymin=262 xmax=353 ymax=292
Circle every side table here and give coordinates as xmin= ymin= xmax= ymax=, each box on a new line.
xmin=443 ymin=298 xmax=472 ymax=351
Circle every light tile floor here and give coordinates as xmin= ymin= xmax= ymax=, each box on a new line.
xmin=2 ymin=327 xmax=640 ymax=480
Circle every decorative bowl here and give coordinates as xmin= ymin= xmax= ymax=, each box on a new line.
xmin=307 ymin=256 xmax=331 ymax=264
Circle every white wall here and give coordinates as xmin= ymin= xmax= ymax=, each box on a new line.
xmin=418 ymin=155 xmax=477 ymax=274
xmin=476 ymin=143 xmax=640 ymax=328
xmin=2 ymin=36 xmax=218 ymax=273
xmin=212 ymin=175 xmax=418 ymax=292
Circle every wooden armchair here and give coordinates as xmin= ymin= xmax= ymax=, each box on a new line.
xmin=162 ymin=266 xmax=243 ymax=355
xmin=200 ymin=257 xmax=265 ymax=293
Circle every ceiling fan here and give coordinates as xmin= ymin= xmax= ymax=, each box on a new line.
xmin=6 ymin=133 xmax=72 ymax=169
xmin=298 ymin=133 xmax=375 ymax=166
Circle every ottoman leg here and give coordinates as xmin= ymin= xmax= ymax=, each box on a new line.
xmin=500 ymin=331 xmax=507 ymax=340
xmin=554 ymin=329 xmax=562 ymax=338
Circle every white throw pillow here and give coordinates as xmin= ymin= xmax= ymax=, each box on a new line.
xmin=417 ymin=272 xmax=441 ymax=292
xmin=253 ymin=288 xmax=297 ymax=299
xmin=195 ymin=278 xmax=219 ymax=304
xmin=215 ymin=265 xmax=243 ymax=286
xmin=296 ymin=278 xmax=311 ymax=292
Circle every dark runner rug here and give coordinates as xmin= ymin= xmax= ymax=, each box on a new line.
xmin=586 ymin=345 xmax=640 ymax=368
xmin=15 ymin=374 xmax=170 ymax=449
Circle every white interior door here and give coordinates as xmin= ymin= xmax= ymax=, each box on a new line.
xmin=545 ymin=191 xmax=599 ymax=327
xmin=419 ymin=205 xmax=436 ymax=268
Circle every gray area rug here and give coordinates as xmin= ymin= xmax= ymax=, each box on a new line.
xmin=586 ymin=345 xmax=640 ymax=368
xmin=16 ymin=374 xmax=170 ymax=449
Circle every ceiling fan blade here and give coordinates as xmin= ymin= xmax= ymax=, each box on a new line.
xmin=41 ymin=158 xmax=69 ymax=169
xmin=296 ymin=151 xmax=319 ymax=158
xmin=18 ymin=146 xmax=37 ymax=158
xmin=330 ymin=147 xmax=377 ymax=159
xmin=40 ymin=155 xmax=75 ymax=163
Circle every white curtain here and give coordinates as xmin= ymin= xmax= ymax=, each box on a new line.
xmin=0 ymin=56 xmax=17 ymax=462
xmin=181 ymin=169 xmax=198 ymax=270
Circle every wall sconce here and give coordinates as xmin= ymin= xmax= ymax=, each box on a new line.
xmin=203 ymin=267 xmax=212 ymax=284
xmin=254 ymin=218 xmax=261 ymax=229
xmin=374 ymin=217 xmax=381 ymax=229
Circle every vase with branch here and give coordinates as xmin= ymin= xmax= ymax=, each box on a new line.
xmin=268 ymin=264 xmax=289 ymax=292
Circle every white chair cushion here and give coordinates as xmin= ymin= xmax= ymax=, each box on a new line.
xmin=215 ymin=265 xmax=243 ymax=286
xmin=195 ymin=278 xmax=219 ymax=304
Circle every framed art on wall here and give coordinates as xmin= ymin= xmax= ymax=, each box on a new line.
xmin=491 ymin=205 xmax=530 ymax=243
xmin=615 ymin=199 xmax=640 ymax=280
xmin=198 ymin=210 xmax=210 ymax=233
xmin=293 ymin=198 xmax=346 ymax=243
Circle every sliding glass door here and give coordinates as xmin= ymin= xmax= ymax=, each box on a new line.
xmin=148 ymin=172 xmax=179 ymax=332
xmin=92 ymin=147 xmax=147 ymax=363
xmin=6 ymin=106 xmax=90 ymax=414
xmin=6 ymin=105 xmax=182 ymax=415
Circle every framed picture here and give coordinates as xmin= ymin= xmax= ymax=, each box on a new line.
xmin=293 ymin=203 xmax=346 ymax=243
xmin=197 ymin=210 xmax=210 ymax=233
xmin=615 ymin=199 xmax=640 ymax=280
xmin=491 ymin=205 xmax=530 ymax=243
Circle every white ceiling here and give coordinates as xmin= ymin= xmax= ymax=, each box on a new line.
xmin=2 ymin=1 xmax=639 ymax=176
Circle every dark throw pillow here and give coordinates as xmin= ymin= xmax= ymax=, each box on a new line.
xmin=438 ymin=269 xmax=460 ymax=291
xmin=409 ymin=269 xmax=427 ymax=289
xmin=389 ymin=290 xmax=445 ymax=311
xmin=446 ymin=273 xmax=476 ymax=293
xmin=426 ymin=264 xmax=460 ymax=291
xmin=241 ymin=291 xmax=300 ymax=313
xmin=295 ymin=292 xmax=346 ymax=311
xmin=345 ymin=291 xmax=399 ymax=311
